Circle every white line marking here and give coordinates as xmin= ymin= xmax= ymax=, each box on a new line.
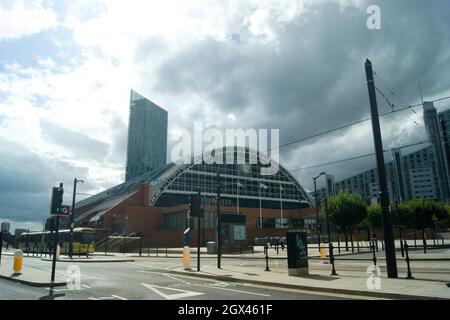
xmin=141 ymin=283 xmax=204 ymax=300
xmin=111 ymin=295 xmax=128 ymax=300
xmin=194 ymin=284 xmax=271 ymax=297
xmin=82 ymin=284 xmax=91 ymax=289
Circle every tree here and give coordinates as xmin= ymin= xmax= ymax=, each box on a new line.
xmin=328 ymin=191 xmax=368 ymax=250
xmin=407 ymin=199 xmax=449 ymax=230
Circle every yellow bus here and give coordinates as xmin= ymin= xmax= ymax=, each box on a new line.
xmin=16 ymin=228 xmax=96 ymax=255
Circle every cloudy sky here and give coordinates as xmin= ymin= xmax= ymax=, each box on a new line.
xmin=1 ymin=0 xmax=449 ymax=231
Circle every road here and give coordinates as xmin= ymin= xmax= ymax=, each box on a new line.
xmin=0 ymin=255 xmax=369 ymax=300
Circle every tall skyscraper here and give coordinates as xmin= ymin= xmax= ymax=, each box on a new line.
xmin=423 ymin=101 xmax=450 ymax=201
xmin=125 ymin=89 xmax=168 ymax=181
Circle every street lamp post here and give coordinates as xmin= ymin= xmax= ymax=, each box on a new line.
xmin=69 ymin=178 xmax=84 ymax=258
xmin=322 ymin=198 xmax=331 ymax=243
xmin=313 ymin=172 xmax=326 ymax=251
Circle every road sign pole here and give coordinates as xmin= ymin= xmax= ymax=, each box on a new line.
xmin=197 ymin=191 xmax=201 ymax=272
xmin=69 ymin=178 xmax=77 ymax=258
xmin=50 ymin=214 xmax=60 ymax=295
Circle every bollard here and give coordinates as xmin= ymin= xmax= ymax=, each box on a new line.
xmin=337 ymin=235 xmax=341 ymax=254
xmin=351 ymin=235 xmax=354 ymax=253
xmin=148 ymin=247 xmax=150 ymax=257
xmin=329 ymin=243 xmax=337 ymax=275
xmin=13 ymin=249 xmax=23 ymax=274
xmin=404 ymin=240 xmax=414 ymax=279
xmin=414 ymin=231 xmax=417 ymax=249
xmin=319 ymin=243 xmax=327 ymax=263
xmin=252 ymin=246 xmax=254 ymax=254
xmin=182 ymin=246 xmax=190 ymax=270
xmin=371 ymin=239 xmax=377 ymax=266
xmin=423 ymin=232 xmax=427 ymax=254
xmin=166 ymin=247 xmax=168 ymax=257
xmin=156 ymin=247 xmax=159 ymax=257
xmin=381 ymin=240 xmax=384 ymax=251
xmin=276 ymin=244 xmax=279 ymax=255
xmin=139 ymin=237 xmax=142 ymax=257
xmin=356 ymin=239 xmax=360 ymax=253
xmin=264 ymin=244 xmax=270 ymax=272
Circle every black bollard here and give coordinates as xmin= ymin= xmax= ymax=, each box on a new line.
xmin=139 ymin=237 xmax=142 ymax=257
xmin=404 ymin=240 xmax=414 ymax=279
xmin=264 ymin=244 xmax=270 ymax=272
xmin=329 ymin=243 xmax=337 ymax=276
xmin=371 ymin=239 xmax=377 ymax=266
xmin=351 ymin=235 xmax=354 ymax=254
xmin=166 ymin=247 xmax=168 ymax=257
xmin=276 ymin=244 xmax=279 ymax=255
xmin=337 ymin=235 xmax=341 ymax=254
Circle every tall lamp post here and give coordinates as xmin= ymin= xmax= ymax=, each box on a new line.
xmin=69 ymin=178 xmax=84 ymax=258
xmin=322 ymin=198 xmax=331 ymax=243
xmin=313 ymin=171 xmax=326 ymax=251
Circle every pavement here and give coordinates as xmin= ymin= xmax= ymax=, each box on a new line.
xmin=0 ymin=256 xmax=66 ymax=287
xmin=0 ymin=255 xmax=362 ymax=300
xmin=1 ymin=243 xmax=449 ymax=299
xmin=168 ymin=261 xmax=450 ymax=300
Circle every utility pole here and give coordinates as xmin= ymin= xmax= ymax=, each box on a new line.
xmin=69 ymin=178 xmax=83 ymax=258
xmin=50 ymin=183 xmax=63 ymax=294
xmin=365 ymin=59 xmax=398 ymax=278
xmin=196 ymin=191 xmax=201 ymax=272
xmin=216 ymin=171 xmax=222 ymax=269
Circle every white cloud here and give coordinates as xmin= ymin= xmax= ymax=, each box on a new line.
xmin=0 ymin=1 xmax=58 ymax=41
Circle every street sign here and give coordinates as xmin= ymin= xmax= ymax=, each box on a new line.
xmin=61 ymin=206 xmax=70 ymax=216
xmin=52 ymin=205 xmax=70 ymax=216
xmin=431 ymin=214 xmax=438 ymax=222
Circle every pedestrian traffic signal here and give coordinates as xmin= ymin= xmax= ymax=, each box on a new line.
xmin=188 ymin=194 xmax=202 ymax=217
xmin=50 ymin=186 xmax=64 ymax=215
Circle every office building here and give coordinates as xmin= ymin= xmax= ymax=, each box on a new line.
xmin=1 ymin=221 xmax=10 ymax=233
xmin=423 ymin=101 xmax=449 ymax=201
xmin=125 ymin=89 xmax=168 ymax=181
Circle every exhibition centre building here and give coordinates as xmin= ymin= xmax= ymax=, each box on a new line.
xmin=73 ymin=147 xmax=315 ymax=247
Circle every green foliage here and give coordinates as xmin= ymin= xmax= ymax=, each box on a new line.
xmin=328 ymin=190 xmax=367 ymax=231
xmin=366 ymin=204 xmax=382 ymax=229
xmin=407 ymin=199 xmax=450 ymax=230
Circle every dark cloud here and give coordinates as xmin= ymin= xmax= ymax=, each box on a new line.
xmin=0 ymin=139 xmax=89 ymax=226
xmin=40 ymin=120 xmax=109 ymax=159
xmin=148 ymin=0 xmax=450 ymax=190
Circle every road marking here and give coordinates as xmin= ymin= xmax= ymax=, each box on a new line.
xmin=82 ymin=284 xmax=91 ymax=289
xmin=88 ymin=295 xmax=127 ymax=300
xmin=239 ymin=283 xmax=386 ymax=300
xmin=138 ymin=270 xmax=191 ymax=285
xmin=194 ymin=283 xmax=271 ymax=297
xmin=141 ymin=283 xmax=204 ymax=300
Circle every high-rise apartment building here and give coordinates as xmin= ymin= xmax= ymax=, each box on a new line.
xmin=125 ymin=90 xmax=168 ymax=181
xmin=423 ymin=101 xmax=449 ymax=201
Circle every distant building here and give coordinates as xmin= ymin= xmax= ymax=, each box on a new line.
xmin=423 ymin=101 xmax=450 ymax=201
xmin=14 ymin=228 xmax=28 ymax=237
xmin=1 ymin=222 xmax=10 ymax=233
xmin=317 ymin=105 xmax=450 ymax=203
xmin=125 ymin=89 xmax=168 ymax=181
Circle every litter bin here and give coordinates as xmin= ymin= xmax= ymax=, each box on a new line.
xmin=286 ymin=230 xmax=309 ymax=276
xmin=207 ymin=242 xmax=217 ymax=254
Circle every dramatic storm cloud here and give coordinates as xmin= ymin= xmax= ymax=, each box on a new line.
xmin=0 ymin=0 xmax=449 ymax=230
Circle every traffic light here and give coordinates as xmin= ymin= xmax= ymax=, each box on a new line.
xmin=50 ymin=186 xmax=64 ymax=215
xmin=188 ymin=193 xmax=202 ymax=217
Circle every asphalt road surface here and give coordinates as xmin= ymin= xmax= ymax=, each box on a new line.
xmin=0 ymin=255 xmax=370 ymax=300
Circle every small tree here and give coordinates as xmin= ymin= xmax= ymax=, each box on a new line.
xmin=360 ymin=204 xmax=381 ymax=241
xmin=328 ymin=191 xmax=367 ymax=250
